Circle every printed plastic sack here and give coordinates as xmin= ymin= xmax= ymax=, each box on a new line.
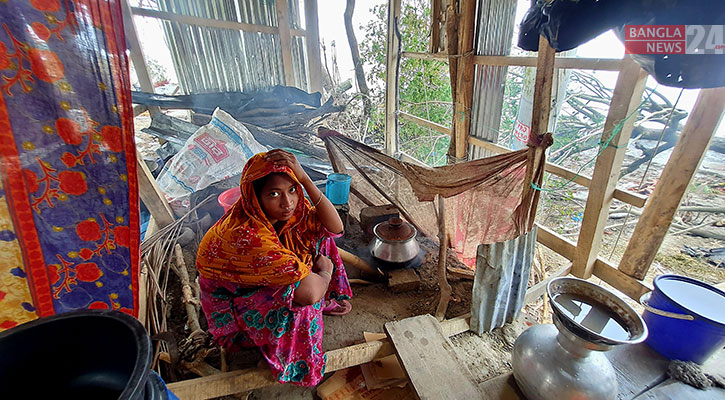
xmin=156 ymin=107 xmax=267 ymax=215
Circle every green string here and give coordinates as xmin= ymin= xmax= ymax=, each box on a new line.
xmin=530 ymin=85 xmax=657 ymax=194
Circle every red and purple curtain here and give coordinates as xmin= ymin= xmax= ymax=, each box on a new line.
xmin=0 ymin=0 xmax=139 ymax=330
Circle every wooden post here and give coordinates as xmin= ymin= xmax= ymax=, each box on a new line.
xmin=275 ymin=0 xmax=296 ymax=86
xmin=136 ymin=154 xmax=175 ymax=228
xmin=121 ymin=0 xmax=159 ymax=115
xmin=571 ymin=57 xmax=647 ymax=279
xmin=429 ymin=0 xmax=441 ymax=53
xmin=435 ymin=195 xmax=451 ymax=321
xmin=451 ymin=0 xmax=476 ymax=161
xmin=618 ymin=88 xmax=725 ymax=280
xmin=304 ymin=0 xmax=322 ymax=93
xmin=384 ymin=0 xmax=402 ymax=156
xmin=516 ymin=36 xmax=555 ymax=230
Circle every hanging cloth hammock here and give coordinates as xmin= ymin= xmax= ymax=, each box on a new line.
xmin=320 ymin=128 xmax=552 ymax=266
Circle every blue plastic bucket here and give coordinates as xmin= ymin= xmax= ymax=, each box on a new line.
xmin=325 ymin=173 xmax=352 ymax=205
xmin=641 ymin=274 xmax=725 ymax=364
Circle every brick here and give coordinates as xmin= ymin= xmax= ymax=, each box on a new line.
xmin=387 ymin=269 xmax=420 ymax=293
xmin=360 ymin=205 xmax=399 ymax=240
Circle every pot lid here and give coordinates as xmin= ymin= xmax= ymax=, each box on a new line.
xmin=374 ymin=217 xmax=416 ymax=241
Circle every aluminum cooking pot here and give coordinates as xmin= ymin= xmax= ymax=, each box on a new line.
xmin=370 ymin=217 xmax=420 ymax=263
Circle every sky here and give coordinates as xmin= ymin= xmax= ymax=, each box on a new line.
xmin=130 ymin=0 xmax=722 ymax=136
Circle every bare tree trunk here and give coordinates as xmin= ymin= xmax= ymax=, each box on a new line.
xmin=344 ymin=0 xmax=372 ymax=119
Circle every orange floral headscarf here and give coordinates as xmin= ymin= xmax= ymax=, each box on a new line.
xmin=196 ymin=152 xmax=323 ymax=287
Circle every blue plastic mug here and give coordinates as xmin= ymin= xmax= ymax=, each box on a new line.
xmin=325 ymin=173 xmax=352 ymax=205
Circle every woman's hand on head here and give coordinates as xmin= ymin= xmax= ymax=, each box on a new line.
xmin=266 ymin=149 xmax=308 ymax=183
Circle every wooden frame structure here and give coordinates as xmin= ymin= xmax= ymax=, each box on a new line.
xmin=382 ymin=0 xmax=724 ymax=303
xmin=123 ymin=0 xmax=724 ymax=398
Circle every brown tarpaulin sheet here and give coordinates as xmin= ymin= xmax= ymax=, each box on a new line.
xmin=321 ymin=130 xmax=550 ymax=266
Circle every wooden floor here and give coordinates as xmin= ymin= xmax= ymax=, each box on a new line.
xmin=479 ymin=343 xmax=725 ymax=400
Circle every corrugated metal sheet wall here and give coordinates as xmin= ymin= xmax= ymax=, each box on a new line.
xmin=468 ymin=0 xmax=517 ymax=160
xmin=470 ymin=226 xmax=537 ymax=334
xmin=157 ymin=0 xmax=308 ymax=94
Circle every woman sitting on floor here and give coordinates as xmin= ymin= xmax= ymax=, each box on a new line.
xmin=196 ymin=149 xmax=353 ymax=387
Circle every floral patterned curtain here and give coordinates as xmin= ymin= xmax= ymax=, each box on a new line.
xmin=0 ymin=0 xmax=139 ymax=330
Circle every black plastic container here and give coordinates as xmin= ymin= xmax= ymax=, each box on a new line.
xmin=0 ymin=309 xmax=161 ymax=399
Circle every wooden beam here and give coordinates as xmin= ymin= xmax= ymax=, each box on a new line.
xmin=131 ymin=7 xmax=305 ymax=36
xmin=572 ymin=57 xmax=648 ymax=279
xmin=593 ymin=258 xmax=651 ymax=301
xmin=399 ymin=111 xmax=451 ymax=135
xmin=529 ymin=36 xmax=556 ymax=140
xmin=618 ymin=88 xmax=725 ymax=280
xmin=523 ymin=264 xmax=572 ymax=305
xmin=136 ymin=154 xmax=175 ymax=228
xmin=275 ymin=0 xmax=296 ymax=86
xmin=304 ymin=0 xmax=322 ymax=93
xmin=402 ymin=52 xmax=622 ymax=71
xmin=517 ymin=36 xmax=555 ymax=231
xmin=166 ymin=314 xmax=472 ymax=399
xmin=467 ymin=136 xmax=647 ymax=208
xmin=429 ymin=0 xmax=441 ymax=53
xmin=122 ymin=1 xmax=159 ymax=116
xmin=384 ymin=0 xmax=402 ymax=155
xmin=452 ymin=0 xmax=477 ymax=161
xmin=535 ymin=225 xmax=651 ymax=301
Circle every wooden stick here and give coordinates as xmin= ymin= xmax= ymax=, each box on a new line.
xmin=338 ymin=248 xmax=383 ymax=276
xmin=435 ymin=195 xmax=451 ymax=321
xmin=173 ymin=244 xmax=201 ymax=332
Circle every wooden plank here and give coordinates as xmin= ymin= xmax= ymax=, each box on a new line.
xmin=452 ymin=0 xmax=477 ymax=160
xmin=572 ymin=57 xmax=648 ymax=279
xmin=467 ymin=137 xmax=648 ymax=208
xmin=523 ymin=264 xmax=572 ymax=305
xmin=402 ymin=52 xmax=622 ymax=71
xmin=384 ymin=0 xmax=402 ymax=155
xmin=385 ymin=315 xmax=482 ymax=400
xmin=535 ymin=224 xmax=651 ymax=301
xmin=122 ymin=1 xmax=159 ymax=116
xmin=606 ymin=343 xmax=669 ymax=400
xmin=136 ymin=154 xmax=175 ymax=227
xmin=130 ymin=7 xmax=305 ymax=36
xmin=303 ymin=0 xmax=322 ymax=93
xmin=399 ymin=111 xmax=451 ymax=135
xmin=619 ymin=87 xmax=725 ymax=280
xmin=275 ymin=0 xmax=296 ymax=86
xmin=592 ymin=258 xmax=652 ymax=301
xmin=477 ymin=373 xmax=525 ymax=400
xmin=167 ymin=314 xmax=472 ymax=399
